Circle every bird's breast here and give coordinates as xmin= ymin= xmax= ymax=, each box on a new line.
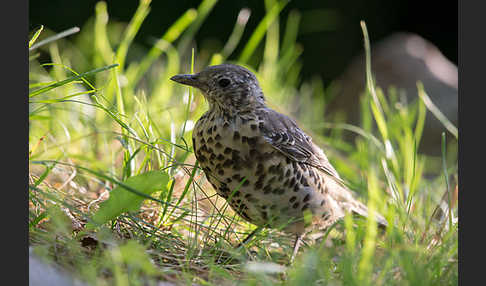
xmin=192 ymin=112 xmax=341 ymax=232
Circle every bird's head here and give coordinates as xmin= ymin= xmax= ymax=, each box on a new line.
xmin=170 ymin=64 xmax=266 ymax=113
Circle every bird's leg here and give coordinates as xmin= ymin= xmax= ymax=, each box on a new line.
xmin=290 ymin=233 xmax=304 ymax=264
xmin=236 ymin=226 xmax=262 ymax=248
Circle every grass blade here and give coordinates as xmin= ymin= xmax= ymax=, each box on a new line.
xmin=129 ymin=8 xmax=197 ymax=85
xmin=414 ymin=85 xmax=427 ymax=147
xmin=441 ymin=132 xmax=453 ymax=229
xmin=94 ymin=1 xmax=115 ymax=65
xmin=29 ymin=89 xmax=98 ymax=104
xmin=164 ymin=161 xmax=199 ymax=224
xmin=360 ymin=21 xmax=389 ymax=142
xmin=29 ymin=27 xmax=80 ymax=51
xmin=115 ymin=0 xmax=151 ymax=70
xmin=29 ymin=64 xmax=119 ymax=98
xmin=176 ymin=0 xmax=219 ymax=54
xmin=29 ymin=25 xmax=44 ymax=49
xmin=221 ymin=8 xmax=251 ymax=59
xmin=238 ymin=0 xmax=288 ymax=64
xmin=417 ymin=82 xmax=458 ymax=139
xmin=179 ymin=48 xmax=196 ymax=147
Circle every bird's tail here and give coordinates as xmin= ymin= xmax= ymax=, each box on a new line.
xmin=349 ymin=200 xmax=388 ymax=228
xmin=325 ymin=175 xmax=388 ymax=228
xmin=330 ymin=183 xmax=388 ymax=228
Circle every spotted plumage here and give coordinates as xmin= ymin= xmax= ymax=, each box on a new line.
xmin=171 ymin=64 xmax=387 ymax=261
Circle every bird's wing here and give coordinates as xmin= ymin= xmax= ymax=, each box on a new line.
xmin=257 ymin=109 xmax=388 ymax=227
xmin=257 ymin=109 xmax=344 ymax=185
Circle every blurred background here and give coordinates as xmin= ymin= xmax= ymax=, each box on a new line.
xmin=29 ymin=0 xmax=457 ymax=82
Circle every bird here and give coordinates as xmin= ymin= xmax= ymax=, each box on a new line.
xmin=170 ymin=63 xmax=387 ymax=262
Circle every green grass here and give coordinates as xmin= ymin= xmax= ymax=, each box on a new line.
xmin=29 ymin=1 xmax=458 ymax=285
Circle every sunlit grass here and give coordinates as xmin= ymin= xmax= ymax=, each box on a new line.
xmin=29 ymin=1 xmax=457 ymax=285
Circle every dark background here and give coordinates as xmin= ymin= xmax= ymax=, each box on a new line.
xmin=29 ymin=0 xmax=457 ymax=85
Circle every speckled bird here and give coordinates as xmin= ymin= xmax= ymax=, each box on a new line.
xmin=171 ymin=64 xmax=387 ymax=261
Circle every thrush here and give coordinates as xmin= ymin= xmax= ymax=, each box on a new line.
xmin=170 ymin=64 xmax=387 ymax=262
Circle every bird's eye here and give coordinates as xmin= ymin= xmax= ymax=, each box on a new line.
xmin=218 ymin=78 xmax=231 ymax=88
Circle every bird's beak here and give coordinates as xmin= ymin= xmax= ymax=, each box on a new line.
xmin=170 ymin=74 xmax=202 ymax=88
